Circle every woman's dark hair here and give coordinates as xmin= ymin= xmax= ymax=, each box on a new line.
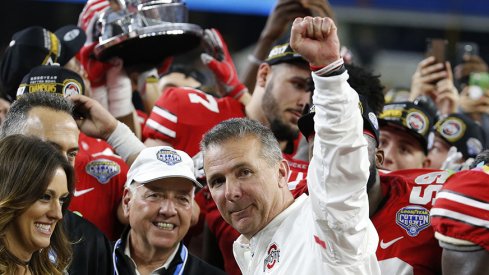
xmin=0 ymin=134 xmax=74 ymax=274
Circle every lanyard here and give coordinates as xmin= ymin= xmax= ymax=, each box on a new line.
xmin=113 ymin=240 xmax=189 ymax=275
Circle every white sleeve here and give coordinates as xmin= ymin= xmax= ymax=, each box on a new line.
xmin=308 ymin=70 xmax=378 ymax=264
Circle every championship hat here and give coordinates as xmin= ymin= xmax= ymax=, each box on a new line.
xmin=125 ymin=146 xmax=203 ymax=188
xmin=265 ymin=35 xmax=306 ymax=66
xmin=378 ymin=101 xmax=436 ymax=154
xmin=16 ymin=65 xmax=85 ymax=99
xmin=298 ymin=95 xmax=380 ymax=145
xmin=0 ymin=25 xmax=86 ymax=102
xmin=434 ymin=114 xmax=486 ymax=159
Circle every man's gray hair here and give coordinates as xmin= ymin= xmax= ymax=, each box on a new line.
xmin=200 ymin=118 xmax=283 ymax=166
xmin=0 ymin=92 xmax=74 ymax=138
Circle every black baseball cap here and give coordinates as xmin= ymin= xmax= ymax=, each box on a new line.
xmin=0 ymin=25 xmax=86 ymax=102
xmin=17 ymin=65 xmax=85 ymax=99
xmin=434 ymin=113 xmax=486 ymax=159
xmin=378 ymin=101 xmax=436 ymax=155
xmin=265 ymin=35 xmax=306 ymax=66
xmin=55 ymin=25 xmax=87 ymax=65
xmin=298 ymin=95 xmax=380 ymax=145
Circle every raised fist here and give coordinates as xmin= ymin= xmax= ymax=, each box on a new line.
xmin=290 ymin=16 xmax=340 ymax=67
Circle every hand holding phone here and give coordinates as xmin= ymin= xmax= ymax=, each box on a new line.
xmin=456 ymin=42 xmax=479 ymax=65
xmin=426 ymin=38 xmax=448 ymax=65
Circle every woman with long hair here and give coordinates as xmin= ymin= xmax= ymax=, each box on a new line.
xmin=0 ymin=135 xmax=75 ymax=274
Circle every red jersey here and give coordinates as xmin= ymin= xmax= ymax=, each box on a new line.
xmin=71 ymin=135 xmax=128 ymax=240
xmin=290 ymin=169 xmax=445 ymax=274
xmin=431 ymin=168 xmax=489 ymax=251
xmin=283 ymin=153 xmax=308 ymax=189
xmin=142 ymin=87 xmax=245 ymax=157
xmin=372 ymin=169 xmax=447 ymax=275
xmin=78 ymin=132 xmax=114 ymax=155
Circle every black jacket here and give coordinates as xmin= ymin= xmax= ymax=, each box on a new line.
xmin=64 ymin=211 xmax=114 ymax=274
xmin=113 ymin=228 xmax=226 ymax=275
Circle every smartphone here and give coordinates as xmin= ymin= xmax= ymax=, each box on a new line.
xmin=456 ymin=42 xmax=479 ymax=65
xmin=426 ymin=38 xmax=448 ymax=64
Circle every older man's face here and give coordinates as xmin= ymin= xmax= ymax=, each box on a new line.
xmin=124 ymin=178 xmax=194 ymax=251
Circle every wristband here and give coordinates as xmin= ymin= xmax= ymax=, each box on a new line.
xmin=309 ymin=65 xmax=325 ymax=71
xmin=107 ymin=121 xmax=146 ymax=162
xmin=247 ymin=54 xmax=264 ymax=65
xmin=313 ymin=59 xmax=345 ymax=76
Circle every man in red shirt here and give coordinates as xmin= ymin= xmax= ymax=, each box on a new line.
xmin=431 ymin=150 xmax=489 ymax=275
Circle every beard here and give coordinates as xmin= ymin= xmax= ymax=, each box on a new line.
xmin=261 ymin=82 xmax=299 ymax=142
xmin=367 ymin=164 xmax=378 ymax=191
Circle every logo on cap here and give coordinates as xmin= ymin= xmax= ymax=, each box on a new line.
xmin=369 ymin=112 xmax=379 ymax=130
xmin=267 ymin=44 xmax=288 ymax=60
xmin=156 ymin=148 xmax=182 ymax=166
xmin=63 ymin=80 xmax=82 ymax=96
xmin=467 ymin=137 xmax=483 ymax=157
xmin=438 ymin=117 xmax=465 ymax=142
xmin=63 ymin=29 xmax=80 ymax=42
xmin=406 ymin=110 xmax=428 ymax=135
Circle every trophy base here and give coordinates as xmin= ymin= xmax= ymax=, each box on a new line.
xmin=94 ymin=23 xmax=202 ymax=67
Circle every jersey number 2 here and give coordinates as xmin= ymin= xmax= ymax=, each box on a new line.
xmin=188 ymin=93 xmax=219 ymax=113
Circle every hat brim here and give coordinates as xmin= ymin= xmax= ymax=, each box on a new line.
xmin=127 ymin=166 xmax=203 ymax=188
xmin=380 ymin=121 xmax=428 ymax=155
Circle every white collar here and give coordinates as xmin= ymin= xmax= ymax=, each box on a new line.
xmin=124 ymin=232 xmax=181 ymax=274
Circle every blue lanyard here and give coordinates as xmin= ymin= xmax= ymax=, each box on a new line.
xmin=173 ymin=245 xmax=188 ymax=275
xmin=113 ymin=240 xmax=189 ymax=275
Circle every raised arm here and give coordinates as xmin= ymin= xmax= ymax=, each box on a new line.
xmin=291 ymin=16 xmax=378 ymax=268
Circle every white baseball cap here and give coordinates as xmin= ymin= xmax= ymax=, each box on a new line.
xmin=125 ymin=146 xmax=202 ymax=188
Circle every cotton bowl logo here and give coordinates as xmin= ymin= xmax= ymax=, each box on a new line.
xmin=156 ymin=149 xmax=182 ymax=166
xmin=439 ymin=117 xmax=465 ymax=142
xmin=406 ymin=110 xmax=428 ymax=135
xmin=63 ymin=80 xmax=82 ymax=97
xmin=263 ymin=243 xmax=280 ymax=272
xmin=85 ymin=159 xmax=121 ymax=184
xmin=396 ymin=206 xmax=430 ymax=237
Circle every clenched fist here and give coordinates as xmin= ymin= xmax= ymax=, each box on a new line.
xmin=290 ymin=16 xmax=340 ymax=67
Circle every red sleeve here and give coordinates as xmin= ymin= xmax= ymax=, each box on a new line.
xmin=143 ymin=87 xmax=182 ymax=145
xmin=431 ymin=170 xmax=489 ymax=251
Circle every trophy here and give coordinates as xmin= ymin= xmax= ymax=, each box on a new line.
xmin=94 ymin=0 xmax=203 ymax=68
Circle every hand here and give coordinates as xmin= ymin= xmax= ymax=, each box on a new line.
xmin=440 ymin=146 xmax=463 ymax=170
xmin=79 ymin=42 xmax=112 ymax=88
xmin=454 ymin=54 xmax=489 ymax=82
xmin=201 ymin=28 xmax=248 ymax=99
xmin=260 ymin=0 xmax=309 ymax=42
xmin=290 ymin=16 xmax=340 ymax=67
xmin=410 ymin=56 xmax=447 ymax=101
xmin=459 ymin=86 xmax=489 ymax=114
xmin=68 ymin=94 xmax=118 ymax=140
xmin=434 ymin=62 xmax=460 ymax=115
